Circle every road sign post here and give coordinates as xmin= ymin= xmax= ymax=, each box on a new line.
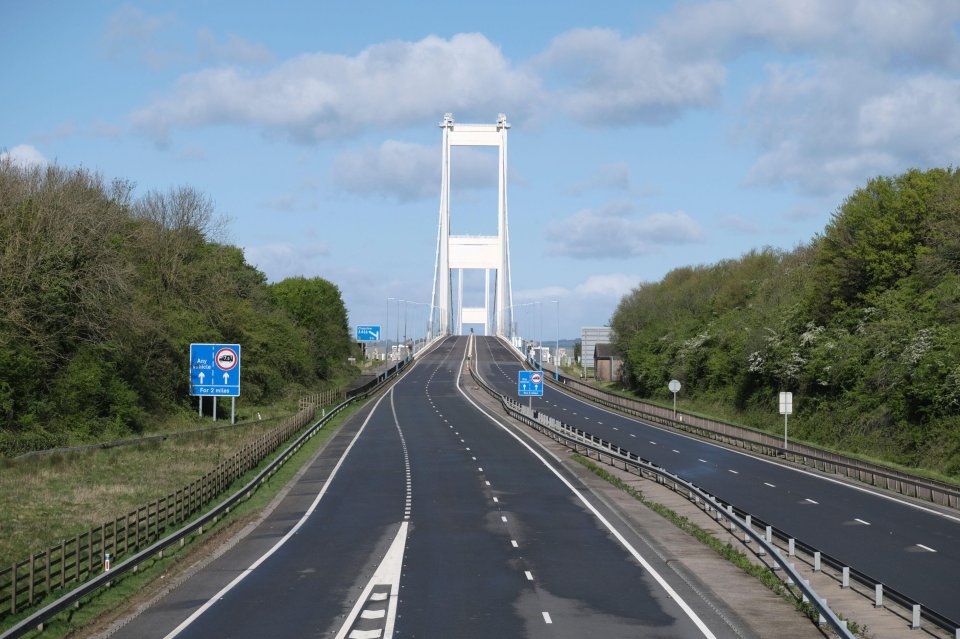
xmin=779 ymin=391 xmax=793 ymax=450
xmin=190 ymin=344 xmax=241 ymax=424
xmin=519 ymin=370 xmax=543 ymax=410
xmin=668 ymin=379 xmax=681 ymax=420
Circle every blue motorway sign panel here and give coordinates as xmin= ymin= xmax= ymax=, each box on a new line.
xmin=190 ymin=343 xmax=241 ymax=396
xmin=518 ymin=370 xmax=543 ymax=397
xmin=356 ymin=325 xmax=381 ymax=342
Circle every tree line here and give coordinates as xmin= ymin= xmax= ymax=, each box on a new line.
xmin=611 ymin=167 xmax=960 ymax=477
xmin=0 ymin=159 xmax=354 ymax=455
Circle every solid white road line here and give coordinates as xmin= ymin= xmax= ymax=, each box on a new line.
xmin=162 ymin=389 xmax=395 ymax=639
xmin=460 ymin=338 xmax=718 ymax=639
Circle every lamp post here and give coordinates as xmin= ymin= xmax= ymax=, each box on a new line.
xmin=401 ymin=300 xmax=431 ymax=353
xmin=553 ymin=299 xmax=560 ymax=381
xmin=386 ymin=297 xmax=394 ymax=362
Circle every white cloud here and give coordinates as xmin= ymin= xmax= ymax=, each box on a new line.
xmin=741 ymin=60 xmax=960 ymax=194
xmin=537 ymin=28 xmax=725 ymax=126
xmin=101 ymin=5 xmax=181 ymax=68
xmin=548 ymin=201 xmax=704 ymax=259
xmin=196 ymin=28 xmax=272 ymax=65
xmin=131 ymin=34 xmax=541 ymax=144
xmin=102 ymin=6 xmax=272 ymax=70
xmin=243 ymin=241 xmax=329 ymax=281
xmin=1 ymin=144 xmax=48 ymax=168
xmin=657 ymin=0 xmax=960 ymax=67
xmin=573 ymin=273 xmax=639 ymax=298
xmin=332 ymin=140 xmax=497 ymax=202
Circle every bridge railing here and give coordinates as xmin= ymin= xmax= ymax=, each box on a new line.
xmin=525 ymin=355 xmax=960 ymax=511
xmin=469 ymin=356 xmax=959 ymax=637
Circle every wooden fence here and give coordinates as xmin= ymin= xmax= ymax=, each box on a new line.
xmin=299 ymin=389 xmax=345 ymax=411
xmin=0 ymin=399 xmax=326 ymax=618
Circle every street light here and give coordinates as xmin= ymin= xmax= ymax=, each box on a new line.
xmin=553 ymin=299 xmax=560 ymax=381
xmin=400 ymin=300 xmax=431 ymax=353
xmin=386 ymin=297 xmax=394 ymax=362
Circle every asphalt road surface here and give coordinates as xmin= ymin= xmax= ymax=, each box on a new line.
xmin=111 ymin=336 xmax=746 ymax=639
xmin=473 ymin=335 xmax=960 ymax=626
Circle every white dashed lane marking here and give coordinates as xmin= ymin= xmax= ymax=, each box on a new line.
xmin=854 ymin=518 xmax=871 ymax=525
xmin=805 ymin=498 xmax=819 ymax=504
xmin=917 ymin=544 xmax=937 ymax=552
xmin=764 ymin=482 xmax=776 ymax=488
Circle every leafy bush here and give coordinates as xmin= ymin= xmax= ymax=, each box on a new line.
xmin=612 ymin=168 xmax=960 ymax=476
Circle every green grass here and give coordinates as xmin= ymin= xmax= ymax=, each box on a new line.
xmin=0 ymin=391 xmax=350 ymax=568
xmin=5 ymin=398 xmax=363 ymax=639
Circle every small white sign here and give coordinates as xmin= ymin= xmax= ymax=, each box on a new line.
xmin=668 ymin=379 xmax=681 ymax=393
xmin=779 ymin=391 xmax=793 ymax=415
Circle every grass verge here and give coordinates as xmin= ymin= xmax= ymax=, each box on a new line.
xmin=570 ymin=454 xmax=831 ymax=628
xmin=4 ymin=399 xmax=363 ymax=639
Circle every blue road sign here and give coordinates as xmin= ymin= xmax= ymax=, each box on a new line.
xmin=518 ymin=370 xmax=543 ymax=397
xmin=356 ymin=325 xmax=381 ymax=342
xmin=190 ymin=343 xmax=241 ymax=396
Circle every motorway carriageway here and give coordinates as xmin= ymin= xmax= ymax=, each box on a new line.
xmin=109 ymin=335 xmax=746 ymax=639
xmin=474 ymin=336 xmax=960 ymax=625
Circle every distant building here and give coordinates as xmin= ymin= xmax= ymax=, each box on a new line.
xmin=581 ymin=327 xmax=614 ymax=374
xmin=594 ymin=343 xmax=623 ymax=382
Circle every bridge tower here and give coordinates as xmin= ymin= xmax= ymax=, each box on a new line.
xmin=430 ymin=113 xmax=514 ymax=337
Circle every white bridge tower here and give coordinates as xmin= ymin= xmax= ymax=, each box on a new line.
xmin=430 ymin=113 xmax=514 ymax=337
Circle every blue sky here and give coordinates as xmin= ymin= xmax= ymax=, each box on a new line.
xmin=3 ymin=1 xmax=960 ymax=341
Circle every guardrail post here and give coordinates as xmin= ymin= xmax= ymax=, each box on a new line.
xmin=813 ymin=551 xmax=821 ymax=572
xmin=788 ymin=538 xmax=795 ymax=556
xmin=912 ymin=604 xmax=921 ymax=629
xmin=842 ymin=566 xmax=849 ymax=588
xmin=875 ymin=583 xmax=883 ymax=608
xmin=765 ymin=525 xmax=772 ymax=543
xmin=800 ymin=578 xmax=809 ymax=603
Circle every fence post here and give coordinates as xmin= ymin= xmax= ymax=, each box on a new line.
xmin=875 ymin=583 xmax=883 ymax=608
xmin=912 ymin=604 xmax=921 ymax=629
xmin=10 ymin=562 xmax=16 ymax=614
xmin=814 ymin=551 xmax=821 ymax=572
xmin=842 ymin=567 xmax=849 ymax=588
xmin=28 ymin=554 xmax=35 ymax=605
xmin=45 ymin=550 xmax=51 ymax=599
